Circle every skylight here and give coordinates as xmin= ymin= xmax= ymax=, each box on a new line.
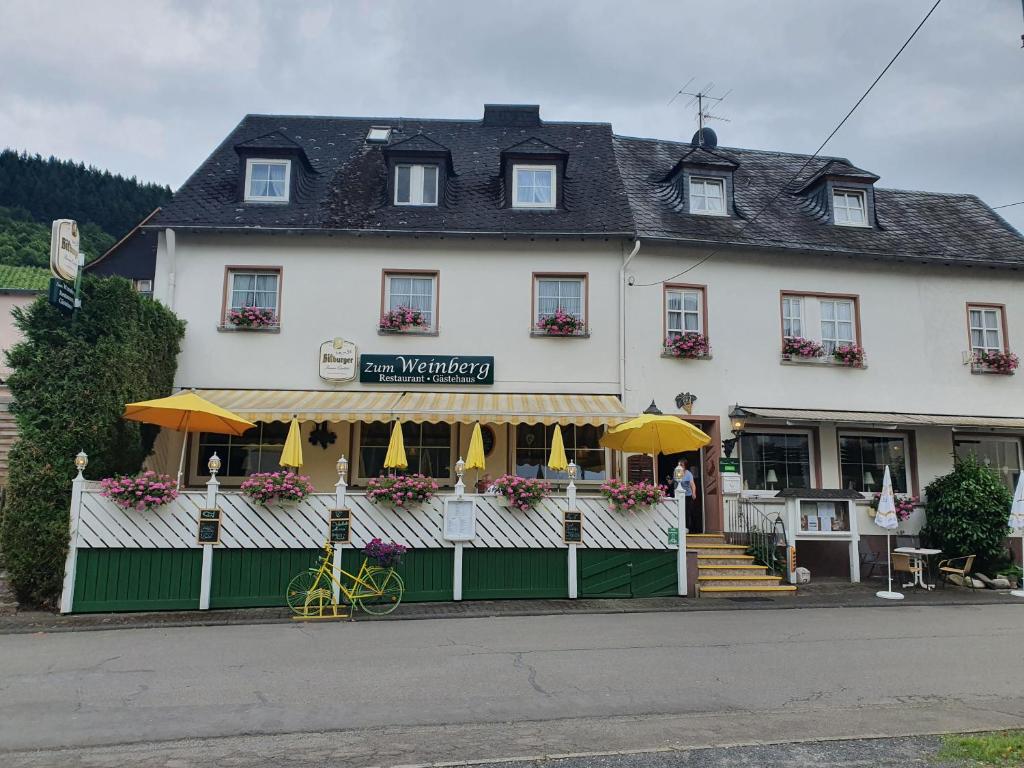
xmin=366 ymin=126 xmax=392 ymax=143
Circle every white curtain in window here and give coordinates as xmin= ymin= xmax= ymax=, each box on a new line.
xmin=231 ymin=272 xmax=278 ymax=311
xmin=516 ymin=168 xmax=553 ymax=205
xmin=820 ymin=300 xmax=854 ymax=353
xmin=389 ymin=276 xmax=434 ymax=324
xmin=538 ymin=278 xmax=582 ymax=318
xmin=782 ymin=297 xmax=802 ymax=337
xmin=249 ymin=163 xmax=286 ymax=198
xmin=969 ymin=308 xmax=1002 ymax=352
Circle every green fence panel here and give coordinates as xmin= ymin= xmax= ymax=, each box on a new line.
xmin=629 ymin=551 xmax=678 ymax=597
xmin=463 ymin=548 xmax=568 ymax=599
xmin=577 ymin=550 xmax=677 ymax=598
xmin=210 ymin=549 xmax=322 ymax=608
xmin=73 ymin=549 xmax=203 ymax=612
xmin=340 ymin=547 xmax=453 ymax=603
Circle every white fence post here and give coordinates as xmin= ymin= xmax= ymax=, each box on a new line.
xmin=332 ymin=457 xmax=348 ymax=605
xmin=198 ymin=471 xmax=219 ymax=610
xmin=59 ymin=452 xmax=88 ymax=614
xmin=677 ymin=487 xmax=688 ymax=597
xmin=567 ymin=543 xmax=578 ymax=599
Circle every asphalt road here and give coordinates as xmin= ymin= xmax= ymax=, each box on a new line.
xmin=1 ymin=604 xmax=1023 ymax=767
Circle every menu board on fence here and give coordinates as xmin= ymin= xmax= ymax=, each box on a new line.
xmin=329 ymin=509 xmax=351 ymax=544
xmin=443 ymin=498 xmax=476 ymax=541
xmin=563 ymin=511 xmax=583 ymax=544
xmin=197 ymin=508 xmax=221 ymax=545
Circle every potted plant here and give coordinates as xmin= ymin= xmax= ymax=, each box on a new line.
xmin=366 ymin=474 xmax=438 ymax=507
xmin=782 ymin=336 xmax=824 ymax=360
xmin=974 ymin=350 xmax=1019 ymax=374
xmin=868 ymin=493 xmax=918 ymax=520
xmin=833 ymin=343 xmax=866 ymax=367
xmin=490 ymin=474 xmax=551 ymax=511
xmin=379 ymin=306 xmax=429 ymax=332
xmin=600 ymin=478 xmax=666 ymax=513
xmin=664 ymin=332 xmax=711 ymax=359
xmin=240 ymin=470 xmax=314 ymax=505
xmin=536 ymin=308 xmax=585 ymax=336
xmin=227 ymin=306 xmax=278 ymax=329
xmin=363 ymin=538 xmax=407 ymax=569
xmin=100 ymin=470 xmax=179 ymax=511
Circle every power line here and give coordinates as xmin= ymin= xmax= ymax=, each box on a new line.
xmin=634 ymin=0 xmax=944 ymax=288
xmin=993 ymin=201 xmax=1024 ymax=210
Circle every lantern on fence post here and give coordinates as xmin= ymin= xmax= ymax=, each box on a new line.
xmin=74 ymin=450 xmax=88 ymax=478
xmin=673 ymin=461 xmax=687 ymax=596
xmin=335 ymin=454 xmax=349 ymax=507
xmin=207 ymin=452 xmax=221 ymax=477
xmin=455 ymin=456 xmax=466 ymax=499
xmin=566 ymin=460 xmax=578 ymax=508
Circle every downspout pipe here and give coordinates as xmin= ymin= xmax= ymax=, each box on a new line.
xmin=618 ymin=238 xmax=641 ymax=404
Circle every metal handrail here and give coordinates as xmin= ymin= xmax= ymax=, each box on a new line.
xmin=734 ymin=498 xmax=788 ymax=575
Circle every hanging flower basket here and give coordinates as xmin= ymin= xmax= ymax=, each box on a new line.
xmin=227 ymin=306 xmax=278 ymax=329
xmin=379 ymin=306 xmax=429 ymax=332
xmin=868 ymin=493 xmax=918 ymax=521
xmin=782 ymin=336 xmax=824 ymax=360
xmin=536 ymin=308 xmax=585 ymax=336
xmin=367 ymin=474 xmax=438 ymax=507
xmin=240 ymin=471 xmax=313 ymax=505
xmin=664 ymin=332 xmax=711 ymax=359
xmin=833 ymin=343 xmax=866 ymax=367
xmin=491 ymin=474 xmax=551 ymax=511
xmin=100 ymin=471 xmax=178 ymax=511
xmin=363 ymin=538 xmax=407 ymax=568
xmin=973 ymin=350 xmax=1019 ymax=374
xmin=600 ymin=479 xmax=666 ymax=513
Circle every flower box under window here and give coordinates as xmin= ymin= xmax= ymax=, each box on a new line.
xmin=969 ymin=349 xmax=1019 ymax=375
xmin=220 ymin=306 xmax=280 ymax=332
xmin=663 ymin=332 xmax=711 ymax=359
xmin=534 ymin=308 xmax=588 ymax=337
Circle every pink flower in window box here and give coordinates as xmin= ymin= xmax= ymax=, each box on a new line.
xmin=782 ymin=336 xmax=824 ymax=359
xmin=536 ymin=308 xmax=585 ymax=336
xmin=665 ymin=332 xmax=711 ymax=359
xmin=379 ymin=305 xmax=429 ymax=331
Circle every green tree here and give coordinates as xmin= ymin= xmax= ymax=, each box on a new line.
xmin=0 ymin=276 xmax=185 ymax=606
xmin=921 ymin=454 xmax=1013 ymax=573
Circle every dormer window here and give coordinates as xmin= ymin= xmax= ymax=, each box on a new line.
xmin=513 ymin=164 xmax=556 ymax=209
xmin=833 ymin=189 xmax=867 ymax=226
xmin=244 ymin=159 xmax=290 ymax=203
xmin=395 ymin=164 xmax=438 ymax=206
xmin=689 ymin=177 xmax=726 ymax=216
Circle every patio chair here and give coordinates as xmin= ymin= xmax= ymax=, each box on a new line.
xmin=937 ymin=555 xmax=977 ymax=589
xmin=858 ymin=539 xmax=888 ymax=579
xmin=891 ymin=552 xmax=920 ymax=587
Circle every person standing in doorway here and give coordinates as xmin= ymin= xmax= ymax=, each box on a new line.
xmin=677 ymin=459 xmax=697 ymax=531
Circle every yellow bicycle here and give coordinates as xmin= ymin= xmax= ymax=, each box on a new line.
xmin=286 ymin=541 xmax=405 ymax=619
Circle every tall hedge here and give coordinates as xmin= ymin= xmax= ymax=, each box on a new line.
xmin=921 ymin=454 xmax=1013 ymax=573
xmin=0 ymin=276 xmax=185 ymax=606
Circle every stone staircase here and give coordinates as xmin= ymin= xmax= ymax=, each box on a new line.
xmin=688 ymin=533 xmax=796 ymax=598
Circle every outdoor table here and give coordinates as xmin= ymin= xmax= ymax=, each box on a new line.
xmin=894 ymin=547 xmax=942 ymax=590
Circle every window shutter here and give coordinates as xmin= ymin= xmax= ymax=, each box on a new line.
xmin=627 ymin=454 xmax=655 ymax=484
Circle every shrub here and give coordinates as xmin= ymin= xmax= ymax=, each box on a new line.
xmin=0 ymin=276 xmax=185 ymax=606
xmin=100 ymin=471 xmax=178 ymax=511
xmin=492 ymin=474 xmax=550 ymax=511
xmin=600 ymin=479 xmax=666 ymax=513
xmin=240 ymin=471 xmax=313 ymax=504
xmin=921 ymin=454 xmax=1013 ymax=572
xmin=367 ymin=474 xmax=438 ymax=507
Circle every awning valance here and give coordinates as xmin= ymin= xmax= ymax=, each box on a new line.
xmin=733 ymin=406 xmax=1024 ymax=430
xmin=193 ymin=389 xmax=626 ymax=426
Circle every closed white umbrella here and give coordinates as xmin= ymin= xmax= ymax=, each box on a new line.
xmin=874 ymin=465 xmax=903 ymax=601
xmin=1009 ymin=472 xmax=1024 ymax=599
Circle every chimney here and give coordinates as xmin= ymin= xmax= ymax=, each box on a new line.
xmin=482 ymin=104 xmax=541 ymax=128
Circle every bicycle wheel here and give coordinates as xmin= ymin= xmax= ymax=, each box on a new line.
xmin=356 ymin=569 xmax=404 ymax=615
xmin=286 ymin=570 xmax=332 ymax=617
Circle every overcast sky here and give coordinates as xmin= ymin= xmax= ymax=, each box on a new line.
xmin=2 ymin=0 xmax=1022 ymax=230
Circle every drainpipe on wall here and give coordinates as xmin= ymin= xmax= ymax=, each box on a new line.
xmin=164 ymin=228 xmax=177 ymax=311
xmin=618 ymin=239 xmax=641 ymax=480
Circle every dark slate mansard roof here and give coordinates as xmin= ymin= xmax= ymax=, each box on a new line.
xmin=150 ymin=109 xmax=1024 ymax=268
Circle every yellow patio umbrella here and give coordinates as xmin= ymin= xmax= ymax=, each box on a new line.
xmin=465 ymin=422 xmax=487 ymax=487
xmin=383 ymin=419 xmax=408 ymax=472
xmin=548 ymin=424 xmax=569 ymax=473
xmin=279 ymin=418 xmax=303 ymax=469
xmin=122 ymin=391 xmax=256 ymax=488
xmin=599 ymin=412 xmax=711 ymax=455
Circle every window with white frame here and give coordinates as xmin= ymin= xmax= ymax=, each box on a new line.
xmin=666 ymin=287 xmax=703 ymax=339
xmin=782 ymin=297 xmax=803 ymax=338
xmin=244 ymin=159 xmax=291 ymax=202
xmin=968 ymin=306 xmax=1004 ymax=353
xmin=535 ymin=276 xmax=584 ymax=324
xmin=228 ymin=269 xmax=280 ymax=315
xmin=838 ymin=433 xmax=909 ymax=494
xmin=833 ymin=189 xmax=867 ymax=226
xmin=739 ymin=431 xmax=813 ymax=492
xmin=689 ymin=177 xmax=726 ymax=215
xmin=394 ymin=164 xmax=439 ymax=206
xmin=512 ymin=164 xmax=556 ymax=208
xmin=820 ymin=299 xmax=855 ymax=354
xmin=385 ymin=272 xmax=437 ymax=329
xmin=954 ymin=436 xmax=1022 ymax=492
xmin=514 ymin=424 xmax=607 ymax=482
xmin=133 ymin=279 xmax=153 ymax=297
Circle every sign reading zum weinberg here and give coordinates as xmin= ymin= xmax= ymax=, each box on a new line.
xmin=319 ymin=338 xmax=357 ymax=382
xmin=360 ymin=355 xmax=494 ymax=385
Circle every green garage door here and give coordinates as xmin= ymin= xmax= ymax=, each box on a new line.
xmin=578 ymin=549 xmax=677 ymax=598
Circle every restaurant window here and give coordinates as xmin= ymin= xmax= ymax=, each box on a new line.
xmin=512 ymin=164 xmax=556 ymax=209
xmin=838 ymin=433 xmax=909 ymax=494
xmin=394 ymin=164 xmax=439 ymax=206
xmin=194 ymin=421 xmax=289 ymax=481
xmin=244 ymin=159 xmax=291 ymax=202
xmin=665 ymin=286 xmax=704 ymax=339
xmin=833 ymin=189 xmax=867 ymax=226
xmin=535 ymin=275 xmax=585 ymax=325
xmin=514 ymin=424 xmax=607 ymax=482
xmin=739 ymin=432 xmax=813 ymax=492
xmin=967 ymin=305 xmax=1005 ymax=353
xmin=688 ymin=177 xmax=726 ymax=216
xmin=359 ymin=421 xmax=452 ymax=479
xmin=819 ymin=299 xmax=855 ymax=355
xmin=384 ymin=272 xmax=437 ymax=330
xmin=954 ymin=437 xmax=1022 ymax=493
xmin=227 ymin=269 xmax=280 ymax=314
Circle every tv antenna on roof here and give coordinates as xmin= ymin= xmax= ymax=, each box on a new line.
xmin=670 ymin=81 xmax=731 ymax=145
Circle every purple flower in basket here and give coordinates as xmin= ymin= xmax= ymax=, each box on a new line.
xmin=363 ymin=537 xmax=407 ymax=568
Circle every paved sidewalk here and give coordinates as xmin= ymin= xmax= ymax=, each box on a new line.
xmin=1 ymin=578 xmax=1019 ymax=634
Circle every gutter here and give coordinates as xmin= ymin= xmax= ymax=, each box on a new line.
xmin=618 ymin=239 xmax=642 ymax=404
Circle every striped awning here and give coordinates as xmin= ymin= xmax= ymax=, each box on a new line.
xmin=194 ymin=389 xmax=626 ymax=426
xmin=734 ymin=405 xmax=1024 ymax=430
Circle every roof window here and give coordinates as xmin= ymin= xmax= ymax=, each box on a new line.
xmin=366 ymin=126 xmax=392 ymax=143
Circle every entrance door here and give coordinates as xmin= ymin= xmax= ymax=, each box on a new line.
xmin=658 ymin=450 xmax=704 ymax=533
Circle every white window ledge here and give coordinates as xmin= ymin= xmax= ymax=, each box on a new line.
xmin=217 ymin=324 xmax=281 ymax=334
xmin=661 ymin=352 xmax=713 ymax=360
xmin=780 ymin=356 xmax=867 ymax=370
xmin=530 ymin=330 xmax=591 ymax=339
xmin=970 ymin=366 xmax=1015 ymax=376
xmin=377 ymin=328 xmax=440 ymax=337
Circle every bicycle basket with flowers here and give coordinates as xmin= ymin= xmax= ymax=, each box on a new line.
xmin=363 ymin=538 xmax=407 ymax=568
xmin=100 ymin=471 xmax=179 ymax=511
xmin=491 ymin=474 xmax=550 ymax=511
xmin=367 ymin=474 xmax=438 ymax=507
xmin=240 ymin=471 xmax=314 ymax=504
xmin=599 ymin=479 xmax=667 ymax=513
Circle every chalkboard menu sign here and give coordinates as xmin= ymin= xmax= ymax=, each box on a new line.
xmin=329 ymin=509 xmax=351 ymax=544
xmin=563 ymin=510 xmax=583 ymax=544
xmin=197 ymin=508 xmax=221 ymax=545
